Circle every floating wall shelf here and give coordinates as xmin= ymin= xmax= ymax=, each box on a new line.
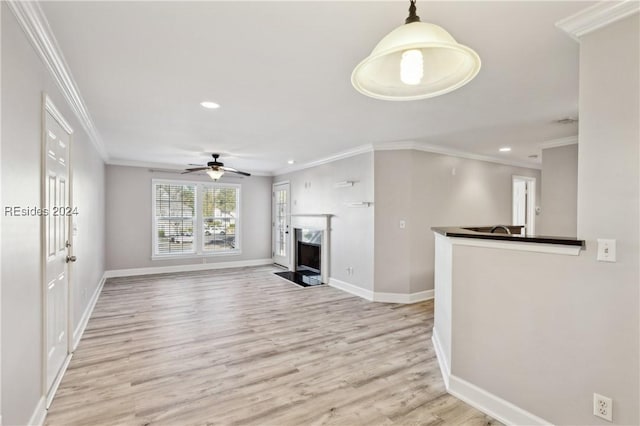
xmin=346 ymin=202 xmax=372 ymax=208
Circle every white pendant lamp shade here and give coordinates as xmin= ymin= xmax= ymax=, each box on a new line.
xmin=206 ymin=169 xmax=224 ymax=180
xmin=351 ymin=6 xmax=481 ymax=101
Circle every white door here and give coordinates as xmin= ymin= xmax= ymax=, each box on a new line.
xmin=272 ymin=182 xmax=290 ymax=267
xmin=44 ymin=102 xmax=73 ymax=399
xmin=512 ymin=176 xmax=536 ymax=236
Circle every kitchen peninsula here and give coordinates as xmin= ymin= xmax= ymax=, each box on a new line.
xmin=431 ymin=225 xmax=585 ymax=425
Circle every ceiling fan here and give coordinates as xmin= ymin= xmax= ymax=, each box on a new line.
xmin=182 ymin=154 xmax=251 ymax=181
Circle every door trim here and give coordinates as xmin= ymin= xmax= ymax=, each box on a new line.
xmin=512 ymin=175 xmax=536 ymax=236
xmin=41 ymin=94 xmax=74 ymax=408
xmin=272 ymin=181 xmax=291 ymax=268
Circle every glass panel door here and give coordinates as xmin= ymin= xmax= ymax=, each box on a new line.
xmin=272 ymin=182 xmax=290 ymax=267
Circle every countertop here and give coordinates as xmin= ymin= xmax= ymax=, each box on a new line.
xmin=432 ymin=226 xmax=585 ymax=247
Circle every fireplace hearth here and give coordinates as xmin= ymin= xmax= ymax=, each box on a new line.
xmin=274 ymin=270 xmax=322 ymax=287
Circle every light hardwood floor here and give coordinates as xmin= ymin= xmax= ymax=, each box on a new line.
xmin=46 ymin=265 xmax=499 ymax=426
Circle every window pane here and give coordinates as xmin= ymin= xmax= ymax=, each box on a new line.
xmin=202 ymin=186 xmax=238 ymax=252
xmin=155 ymin=183 xmax=195 ymax=255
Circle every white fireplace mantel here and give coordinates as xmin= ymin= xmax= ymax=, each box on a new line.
xmin=290 ymin=214 xmax=332 ymax=283
xmin=290 ymin=214 xmax=332 ymax=230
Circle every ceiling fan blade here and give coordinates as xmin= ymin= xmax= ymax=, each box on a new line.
xmin=220 ymin=166 xmax=251 ymax=177
xmin=182 ymin=167 xmax=210 ymax=174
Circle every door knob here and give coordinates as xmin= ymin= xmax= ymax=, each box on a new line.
xmin=66 ymin=255 xmax=77 ymax=263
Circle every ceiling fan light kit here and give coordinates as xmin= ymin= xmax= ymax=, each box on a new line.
xmin=206 ymin=169 xmax=225 ymax=181
xmin=351 ymin=0 xmax=481 ymax=101
xmin=182 ymin=154 xmax=251 ymax=180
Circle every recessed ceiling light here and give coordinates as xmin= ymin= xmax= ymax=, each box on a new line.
xmin=287 ymin=160 xmax=295 ymax=165
xmin=499 ymin=147 xmax=512 ymax=152
xmin=200 ymin=101 xmax=220 ymax=109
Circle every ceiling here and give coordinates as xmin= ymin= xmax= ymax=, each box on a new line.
xmin=40 ymin=1 xmax=592 ymax=174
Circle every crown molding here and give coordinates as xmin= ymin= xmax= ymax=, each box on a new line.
xmin=556 ymin=0 xmax=640 ymax=41
xmin=6 ymin=0 xmax=109 ymax=160
xmin=273 ymin=140 xmax=542 ymax=177
xmin=374 ymin=141 xmax=542 ymax=170
xmin=539 ymin=135 xmax=579 ymax=150
xmin=273 ymin=144 xmax=374 ymax=176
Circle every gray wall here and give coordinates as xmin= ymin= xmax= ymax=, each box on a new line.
xmin=105 ymin=165 xmax=272 ymax=270
xmin=374 ymin=150 xmax=541 ymax=294
xmin=71 ymin=128 xmax=107 ymax=336
xmin=539 ymin=144 xmax=578 ymax=237
xmin=574 ymin=14 xmax=639 ymax=422
xmin=450 ymin=14 xmax=638 ymax=425
xmin=1 ymin=5 xmax=106 ymax=425
xmin=275 ymin=153 xmax=375 ymax=290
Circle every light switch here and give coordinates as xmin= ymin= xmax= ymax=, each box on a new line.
xmin=597 ymin=239 xmax=616 ymax=262
xmin=399 ymin=220 xmax=406 ymax=229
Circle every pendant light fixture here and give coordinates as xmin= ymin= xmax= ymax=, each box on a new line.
xmin=351 ymin=0 xmax=481 ymax=101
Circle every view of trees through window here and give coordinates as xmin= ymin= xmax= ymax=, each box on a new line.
xmin=154 ymin=181 xmax=239 ymax=256
xmin=203 ymin=187 xmax=237 ymax=252
xmin=155 ymin=184 xmax=195 ymax=255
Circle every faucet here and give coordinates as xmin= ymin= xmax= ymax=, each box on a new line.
xmin=490 ymin=225 xmax=512 ymax=235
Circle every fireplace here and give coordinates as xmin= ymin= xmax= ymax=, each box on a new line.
xmin=289 ymin=214 xmax=331 ymax=285
xmin=297 ymin=239 xmax=321 ymax=273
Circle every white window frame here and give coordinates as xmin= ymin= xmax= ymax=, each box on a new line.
xmin=152 ymin=179 xmax=242 ymax=259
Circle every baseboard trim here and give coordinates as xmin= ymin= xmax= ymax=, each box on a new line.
xmin=72 ymin=274 xmax=106 ymax=350
xmin=328 ymin=278 xmax=374 ymax=300
xmin=46 ymin=354 xmax=72 ymax=409
xmin=27 ymin=396 xmax=46 ymax=426
xmin=431 ymin=329 xmax=450 ymax=388
xmin=104 ymin=258 xmax=274 ymax=278
xmin=373 ymin=289 xmax=434 ymax=303
xmin=328 ymin=278 xmax=433 ymax=304
xmin=447 ymin=375 xmax=551 ymax=426
xmin=432 ymin=326 xmax=549 ymax=425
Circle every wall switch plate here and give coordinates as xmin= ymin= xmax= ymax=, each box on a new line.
xmin=597 ymin=239 xmax=616 ymax=262
xmin=593 ymin=393 xmax=613 ymax=421
xmin=399 ymin=220 xmax=406 ymax=229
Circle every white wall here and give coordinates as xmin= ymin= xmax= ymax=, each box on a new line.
xmin=374 ymin=149 xmax=541 ymax=294
xmin=275 ymin=153 xmax=375 ymax=290
xmin=539 ymin=143 xmax=578 ymax=237
xmin=105 ymin=165 xmax=272 ymax=271
xmin=1 ymin=5 xmax=106 ymax=425
xmin=446 ymin=13 xmax=638 ymax=425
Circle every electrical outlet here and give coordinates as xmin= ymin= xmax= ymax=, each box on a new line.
xmin=593 ymin=393 xmax=613 ymax=422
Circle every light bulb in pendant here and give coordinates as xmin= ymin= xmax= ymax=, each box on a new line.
xmin=400 ymin=49 xmax=424 ymax=85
